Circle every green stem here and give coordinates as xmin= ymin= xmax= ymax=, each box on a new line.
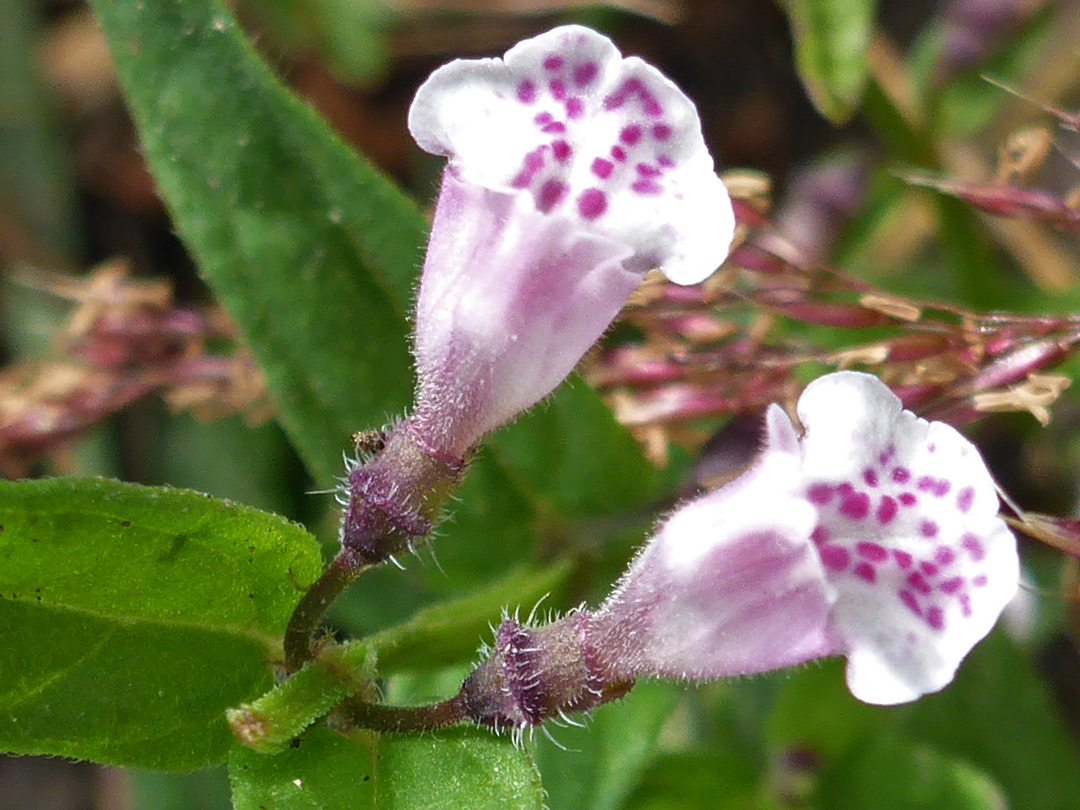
xmin=284 ymin=550 xmax=371 ymax=672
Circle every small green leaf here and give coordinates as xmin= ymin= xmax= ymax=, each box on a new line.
xmin=229 ymin=726 xmax=543 ymax=810
xmin=0 ymin=478 xmax=322 ymax=769
xmin=782 ymin=0 xmax=878 ymax=124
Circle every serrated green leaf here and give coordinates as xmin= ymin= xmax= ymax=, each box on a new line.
xmin=229 ymin=726 xmax=543 ymax=810
xmin=0 ymin=478 xmax=322 ymax=769
xmin=782 ymin=0 xmax=878 ymax=124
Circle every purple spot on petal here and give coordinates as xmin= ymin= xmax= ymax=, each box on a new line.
xmin=573 ymin=61 xmax=598 ymax=87
xmin=957 ymin=486 xmax=975 ymax=513
xmin=929 ymin=443 xmax=937 ymax=453
xmin=536 ymin=179 xmax=567 ymax=212
xmin=857 ymin=542 xmax=889 ymax=562
xmin=620 ymin=125 xmax=642 ymax=145
xmin=839 ymin=492 xmax=871 ymax=520
xmin=534 ymin=112 xmax=554 ymax=125
xmin=636 ymin=162 xmax=662 ymax=177
xmin=630 ymin=179 xmax=662 ymax=195
xmin=961 ymin=533 xmax=986 ymax=561
xmin=879 ymin=445 xmax=896 ymax=465
xmin=920 ymin=520 xmax=939 ymax=538
xmin=960 ymin=594 xmax=973 ymax=616
xmin=516 ymin=80 xmax=536 ymax=104
xmin=653 ymin=123 xmax=672 ymax=140
xmin=899 ymin=492 xmax=917 ymax=506
xmin=642 ymin=94 xmax=663 ymax=116
xmin=611 ymin=145 xmax=627 ymax=162
xmin=591 ymin=158 xmax=614 ymax=179
xmin=838 ymin=483 xmax=854 ymax=497
xmin=549 ymin=79 xmax=566 ymax=100
xmin=808 ymin=483 xmax=833 ymax=505
xmin=908 ymin=571 xmax=932 ymax=595
xmin=863 ymin=468 xmax=879 ymax=487
xmin=927 ymin=606 xmax=945 ymax=631
xmin=894 ymin=550 xmax=913 ymax=569
xmin=916 ymin=477 xmax=951 ymax=497
xmin=657 ymin=154 xmax=675 ymax=168
xmin=623 ymin=77 xmax=644 ymax=93
xmin=541 ymin=121 xmax=567 ymax=134
xmin=853 ymin=561 xmax=877 ymax=583
xmin=899 ymin=589 xmax=922 ymax=616
xmin=603 ymin=93 xmax=626 ymax=111
xmin=565 ymin=97 xmax=584 ymax=118
xmin=552 ymin=140 xmax=572 ymax=162
xmin=819 ymin=545 xmax=850 ymax=571
xmin=920 ymin=561 xmax=939 ymax=577
xmin=934 ymin=546 xmax=957 ymax=566
xmin=811 ymin=525 xmax=830 ymax=544
xmin=972 ymin=574 xmax=988 ymax=587
xmin=543 ymin=55 xmax=563 ymax=71
xmin=892 ymin=467 xmax=911 ymax=484
xmin=940 ymin=576 xmax=964 ymax=594
xmin=577 ymin=188 xmax=607 ymax=220
xmin=877 ymin=495 xmax=898 ymax=525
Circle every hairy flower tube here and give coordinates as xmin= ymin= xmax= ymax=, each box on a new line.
xmin=459 ymin=372 xmax=1019 ymax=731
xmin=340 ymin=25 xmax=735 ymax=562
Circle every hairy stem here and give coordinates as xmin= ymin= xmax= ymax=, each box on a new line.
xmin=284 ymin=550 xmax=371 ymax=672
xmin=340 ymin=692 xmax=470 ymax=733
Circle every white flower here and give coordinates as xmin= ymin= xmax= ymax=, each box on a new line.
xmin=405 ymin=25 xmax=734 ymax=456
xmin=591 ymin=372 xmax=1019 ymax=705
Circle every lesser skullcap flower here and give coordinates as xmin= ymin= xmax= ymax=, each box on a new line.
xmin=406 ymin=25 xmax=735 ymax=456
xmin=591 ymin=371 xmax=1019 ymax=704
xmin=338 ymin=26 xmax=734 ymax=562
xmin=462 ymin=372 xmax=1019 ymax=732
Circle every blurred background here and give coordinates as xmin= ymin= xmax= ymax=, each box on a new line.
xmin=3 ymin=0 xmax=1080 ymax=808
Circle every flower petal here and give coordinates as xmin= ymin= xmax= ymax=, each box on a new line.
xmin=591 ymin=404 xmax=837 ymax=681
xmin=412 ymin=173 xmax=639 ymax=454
xmin=796 ymin=371 xmax=1019 ymax=704
xmin=407 ymin=25 xmax=734 ymax=284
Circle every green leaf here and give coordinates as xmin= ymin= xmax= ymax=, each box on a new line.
xmin=535 ymin=680 xmax=682 ymax=810
xmin=229 ymin=726 xmax=543 ymax=810
xmin=88 ymin=0 xmax=423 ymax=484
xmin=0 ymin=478 xmax=322 ymax=769
xmin=821 ymin=737 xmax=1007 ymax=810
xmin=230 ymin=727 xmax=374 ymax=810
xmin=782 ymin=0 xmax=878 ymax=124
xmin=129 ymin=767 xmax=233 ymax=810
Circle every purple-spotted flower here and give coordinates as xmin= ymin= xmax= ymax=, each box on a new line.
xmin=593 ymin=371 xmax=1018 ymax=704
xmin=339 ymin=26 xmax=733 ymax=563
xmin=460 ymin=372 xmax=1018 ymax=731
xmin=407 ymin=25 xmax=735 ymax=457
